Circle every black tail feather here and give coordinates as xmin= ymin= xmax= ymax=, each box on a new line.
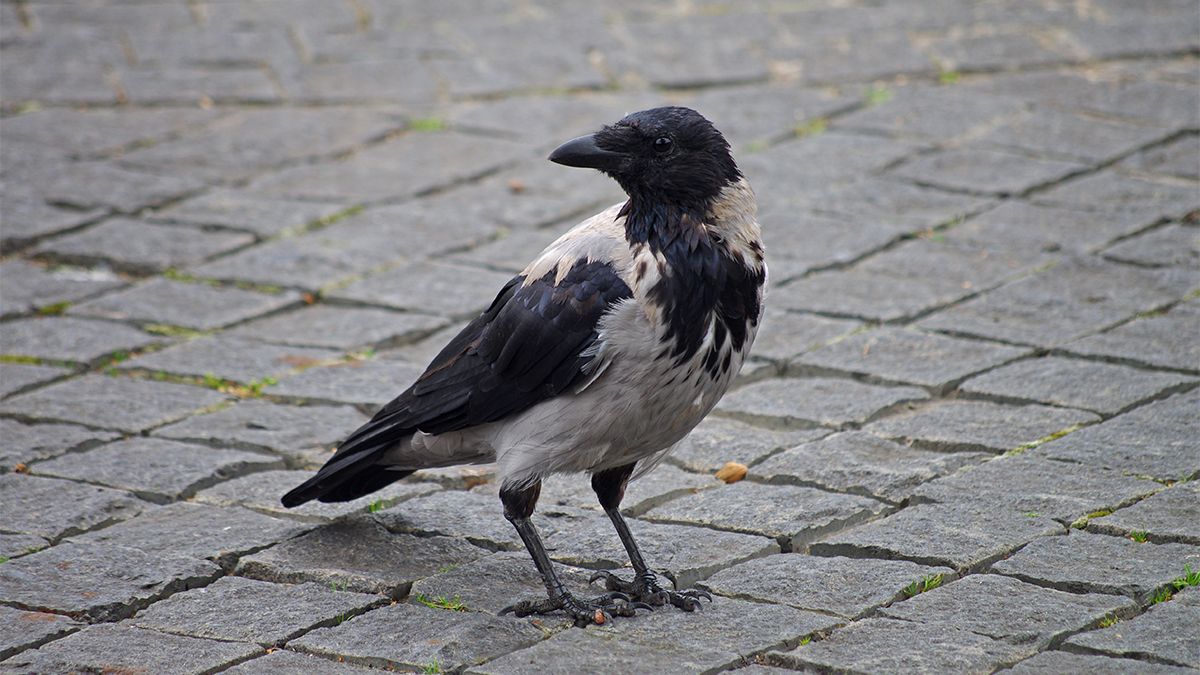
xmin=318 ymin=468 xmax=415 ymax=503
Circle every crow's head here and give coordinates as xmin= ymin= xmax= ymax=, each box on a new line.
xmin=548 ymin=107 xmax=740 ymax=210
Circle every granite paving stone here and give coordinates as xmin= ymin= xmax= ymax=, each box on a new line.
xmin=878 ymin=573 xmax=1135 ymax=647
xmin=236 ymin=516 xmax=488 ymax=597
xmin=383 ymin=320 xmax=470 ymax=366
xmin=1064 ymin=587 xmax=1200 ymax=668
xmin=33 ymin=437 xmax=281 ymax=503
xmin=1087 ymin=482 xmax=1200 ymax=545
xmin=755 ymin=212 xmax=913 ymax=283
xmin=767 ymin=617 xmax=1030 ymax=673
xmin=408 ymin=551 xmax=597 ymax=615
xmin=0 ymin=374 xmax=228 ymax=432
xmin=291 ymin=602 xmax=544 ymax=673
xmin=120 ymin=335 xmax=342 ymax=384
xmin=1064 ymin=298 xmax=1200 ymax=372
xmin=795 ymin=326 xmax=1028 ymax=392
xmin=4 ymin=623 xmax=262 ymax=674
xmin=0 ymin=605 xmax=81 ymax=661
xmin=266 ymin=358 xmax=425 ymax=409
xmin=71 ymin=277 xmax=302 ymax=331
xmin=839 ymin=87 xmax=1030 ymax=140
xmin=0 ymin=259 xmax=124 ymax=317
xmin=716 ymin=377 xmax=929 ymax=428
xmin=0 ymin=316 xmax=157 ymax=363
xmin=992 ymin=531 xmax=1200 ymax=601
xmin=754 ymin=431 xmax=990 ymax=503
xmin=534 ymin=464 xmax=721 ymax=516
xmin=961 ymin=355 xmax=1195 ymax=415
xmin=0 ymin=419 xmax=119 ymax=471
xmin=35 ymin=218 xmax=253 ymax=273
xmin=0 ymin=106 xmax=220 ymax=158
xmin=669 ymin=417 xmax=829 ymax=473
xmin=1035 ymin=389 xmax=1200 ymax=480
xmin=329 ymin=260 xmax=516 ymax=318
xmin=1035 ymin=171 xmax=1200 ymax=219
xmin=223 ymin=650 xmax=383 ymax=674
xmin=1103 ymin=223 xmax=1200 ymax=268
xmin=193 ymin=469 xmax=441 ymax=520
xmin=229 ymin=305 xmax=447 ymax=350
xmin=1006 ymin=651 xmax=1197 ymax=674
xmin=130 ymin=576 xmax=383 ymax=646
xmin=153 ymin=399 xmax=366 ymax=459
xmin=0 ymin=362 xmax=70 ymax=399
xmin=39 ymin=162 xmax=208 ymax=213
xmin=0 ymin=533 xmax=48 ymax=559
xmin=749 ymin=310 xmax=862 ymax=363
xmin=643 ymin=481 xmax=889 ymax=550
xmin=0 ymin=474 xmax=145 ymax=542
xmin=891 ymin=146 xmax=1088 ymax=196
xmin=0 ymin=194 xmax=107 ymax=249
xmin=70 ymin=502 xmax=312 ymax=570
xmin=973 ymin=107 xmax=1172 ymax=164
xmin=946 ymin=200 xmax=1156 ymax=256
xmin=1119 ymin=135 xmax=1200 ymax=180
xmin=0 ymin=541 xmax=221 ymax=621
xmin=701 ymin=553 xmax=954 ymax=619
xmin=149 ymin=189 xmax=348 ymax=238
xmin=864 ymin=399 xmax=1101 ymax=454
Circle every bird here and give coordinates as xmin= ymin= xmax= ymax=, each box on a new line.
xmin=282 ymin=106 xmax=766 ymax=627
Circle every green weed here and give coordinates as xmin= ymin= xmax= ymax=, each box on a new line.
xmin=414 ymin=593 xmax=467 ymax=611
xmin=902 ymin=573 xmax=944 ymax=598
xmin=1129 ymin=531 xmax=1149 ymax=543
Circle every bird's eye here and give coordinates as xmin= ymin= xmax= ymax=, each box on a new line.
xmin=653 ymin=137 xmax=673 ymax=153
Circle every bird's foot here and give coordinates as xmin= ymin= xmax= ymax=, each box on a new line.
xmin=589 ymin=569 xmax=712 ymax=611
xmin=500 ymin=590 xmax=652 ymax=627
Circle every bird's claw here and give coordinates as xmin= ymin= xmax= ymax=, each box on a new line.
xmin=499 ymin=590 xmax=651 ymax=627
xmin=588 ymin=569 xmax=712 ymax=612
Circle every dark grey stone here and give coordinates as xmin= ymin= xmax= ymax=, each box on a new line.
xmin=149 ymin=189 xmax=347 ymax=238
xmin=291 ymin=602 xmax=543 ymax=672
xmin=919 ymin=257 xmax=1196 ymax=346
xmin=33 ymin=437 xmax=280 ymax=503
xmin=154 ymin=399 xmax=366 ymax=459
xmin=795 ymin=327 xmax=1028 ymax=391
xmin=0 ymin=374 xmax=228 ymax=432
xmin=1064 ymin=587 xmax=1200 ymax=668
xmin=716 ymin=377 xmax=929 ymax=428
xmin=750 ymin=310 xmax=862 ymax=363
xmin=72 ymin=278 xmax=302 ymax=331
xmin=768 ymin=617 xmax=1029 ymax=673
xmin=878 ymin=573 xmax=1135 ymax=647
xmin=35 ymin=218 xmax=253 ymax=274
xmin=534 ymin=464 xmax=720 ymax=516
xmin=1007 ymin=651 xmax=1196 ymax=675
xmin=70 ymin=502 xmax=312 ymax=569
xmin=266 ymin=359 xmax=425 ymax=408
xmin=864 ymin=399 xmax=1101 ymax=454
xmin=408 ymin=551 xmax=597 ymax=615
xmin=0 ymin=106 xmax=219 ymax=157
xmin=0 ymin=362 xmax=70 ymax=399
xmin=0 ymin=316 xmax=157 ymax=363
xmin=669 ymin=417 xmax=829 ymax=473
xmin=1088 ymin=482 xmax=1200 ymax=545
xmin=329 ymin=261 xmax=515 ymax=318
xmin=223 ymin=650 xmax=382 ymax=674
xmin=131 ymin=576 xmax=383 ymax=646
xmin=0 ymin=473 xmax=145 ymax=542
xmin=229 ymin=305 xmax=447 ymax=350
xmin=0 ymin=259 xmax=124 ymax=318
xmin=0 ymin=419 xmax=119 ymax=471
xmin=643 ymin=481 xmax=889 ymax=550
xmin=0 ymin=541 xmax=221 ymax=621
xmin=39 ymin=162 xmax=208 ymax=213
xmin=891 ymin=146 xmax=1087 ymax=196
xmin=992 ymin=531 xmax=1200 ymax=601
xmin=473 ymin=596 xmax=839 ymax=675
xmin=1035 ymin=171 xmax=1200 ymax=220
xmin=193 ymin=469 xmax=441 ymax=520
xmin=0 ymin=605 xmax=80 ymax=661
xmin=0 ymin=533 xmax=47 ymax=559
xmin=1064 ymin=298 xmax=1200 ymax=372
xmin=120 ymin=335 xmax=342 ymax=384
xmin=961 ymin=356 xmax=1195 ymax=415
xmin=811 ymin=502 xmax=1065 ymax=571
xmin=1104 ymin=224 xmax=1200 ymax=268
xmin=236 ymin=516 xmax=488 ymax=597
xmin=0 ymin=192 xmax=106 ymax=249
xmin=1035 ymin=389 xmax=1200 ymax=481
xmin=947 ymin=200 xmax=1156 ymax=256
xmin=754 ymin=431 xmax=990 ymax=503
xmin=5 ymin=624 xmax=261 ymax=674
xmin=701 ymin=553 xmax=954 ymax=619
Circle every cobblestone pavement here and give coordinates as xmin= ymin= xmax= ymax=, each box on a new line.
xmin=1 ymin=0 xmax=1199 ymax=673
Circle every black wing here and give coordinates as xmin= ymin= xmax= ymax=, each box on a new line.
xmin=281 ymin=259 xmax=632 ymax=506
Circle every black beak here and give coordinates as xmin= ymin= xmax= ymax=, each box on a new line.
xmin=547 ymin=134 xmax=625 ymax=172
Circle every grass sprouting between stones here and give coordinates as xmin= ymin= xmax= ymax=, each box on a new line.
xmin=1151 ymin=565 xmax=1200 ymax=605
xmin=1129 ymin=530 xmax=1149 ymax=543
xmin=901 ymin=573 xmax=944 ymax=598
xmin=414 ymin=593 xmax=468 ymax=612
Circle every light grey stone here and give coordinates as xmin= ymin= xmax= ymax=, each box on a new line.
xmin=0 ymin=605 xmax=81 ymax=661
xmin=223 ymin=650 xmax=381 ymax=674
xmin=0 ymin=533 xmax=48 ymax=559
xmin=891 ymin=146 xmax=1087 ymax=196
xmin=669 ymin=417 xmax=829 ymax=473
xmin=266 ymin=358 xmax=425 ymax=408
xmin=0 ymin=473 xmax=145 ymax=541
xmin=193 ymin=469 xmax=441 ymax=520
xmin=864 ymin=399 xmax=1101 ymax=454
xmin=408 ymin=551 xmax=597 ymax=615
xmin=716 ymin=377 xmax=929 ymax=428
xmin=6 ymin=624 xmax=261 ymax=674
xmin=535 ymin=464 xmax=721 ymax=516
xmin=1088 ymin=482 xmax=1200 ymax=545
xmin=1065 ymin=587 xmax=1200 ymax=668
xmin=71 ymin=277 xmax=302 ymax=331
xmin=329 ymin=260 xmax=514 ymax=318
xmin=154 ymin=399 xmax=367 ymax=459
xmin=947 ymin=200 xmax=1156 ymax=256
xmin=1064 ymin=298 xmax=1200 ymax=372
xmin=229 ymin=305 xmax=447 ymax=350
xmin=1007 ymin=651 xmax=1196 ymax=674
xmin=1104 ymin=224 xmax=1200 ymax=268
xmin=749 ymin=310 xmax=862 ymax=363
xmin=0 ymin=259 xmax=124 ymax=318
xmin=0 ymin=374 xmax=228 ymax=432
xmin=0 ymin=316 xmax=158 ymax=363
xmin=149 ymin=189 xmax=348 ymax=238
xmin=120 ymin=335 xmax=342 ymax=384
xmin=0 ymin=419 xmax=118 ymax=471
xmin=35 ymin=218 xmax=253 ymax=273
xmin=0 ymin=362 xmax=70 ymax=399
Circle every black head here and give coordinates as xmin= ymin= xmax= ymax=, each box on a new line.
xmin=548 ymin=106 xmax=740 ymax=211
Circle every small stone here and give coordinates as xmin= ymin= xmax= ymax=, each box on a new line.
xmin=1088 ymin=482 xmax=1200 ymax=545
xmin=229 ymin=305 xmax=447 ymax=350
xmin=0 ymin=362 xmax=70 ymax=399
xmin=1064 ymin=587 xmax=1200 ymax=668
xmin=0 ymin=316 xmax=158 ymax=363
xmin=0 ymin=541 xmax=221 ymax=621
xmin=864 ymin=399 xmax=1100 ymax=454
xmin=960 ymin=355 xmax=1195 ymax=415
xmin=35 ymin=218 xmax=253 ymax=273
xmin=0 ymin=374 xmax=228 ymax=432
xmin=291 ymin=602 xmax=544 ymax=672
xmin=754 ymin=430 xmax=989 ymax=503
xmin=991 ymin=530 xmax=1200 ymax=601
xmin=153 ymin=399 xmax=366 ymax=459
xmin=267 ymin=359 xmax=424 ymax=408
xmin=71 ymin=277 xmax=302 ymax=331
xmin=644 ymin=481 xmax=889 ymax=550
xmin=702 ymin=553 xmax=954 ymax=619
xmin=717 ymin=377 xmax=929 ymax=428
xmin=0 ymin=419 xmax=118 ymax=470
xmin=1007 ymin=651 xmax=1196 ymax=674
xmin=193 ymin=469 xmax=440 ymax=519
xmin=33 ymin=437 xmax=280 ymax=503
xmin=120 ymin=335 xmax=342 ymax=384
xmin=715 ymin=462 xmax=748 ymax=484
xmin=131 ymin=576 xmax=383 ymax=646
xmin=0 ymin=473 xmax=145 ymax=541
xmin=670 ymin=417 xmax=829 ymax=473
xmin=0 ymin=605 xmax=81 ymax=661
xmin=6 ymin=624 xmax=260 ymax=674
xmin=236 ymin=516 xmax=487 ymax=596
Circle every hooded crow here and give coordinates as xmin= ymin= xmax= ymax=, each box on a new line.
xmin=282 ymin=106 xmax=765 ymax=626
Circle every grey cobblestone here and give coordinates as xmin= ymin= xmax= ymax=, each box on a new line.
xmin=1103 ymin=224 xmax=1200 ymax=268
xmin=0 ymin=316 xmax=157 ymax=364
xmin=0 ymin=259 xmax=124 ymax=318
xmin=863 ymin=399 xmax=1101 ymax=454
xmin=1007 ymin=651 xmax=1197 ymax=675
xmin=193 ymin=469 xmax=440 ymax=520
xmin=228 ymin=305 xmax=448 ymax=350
xmin=119 ymin=335 xmax=342 ymax=384
xmin=0 ymin=374 xmax=228 ymax=432
xmin=1063 ymin=587 xmax=1200 ymax=668
xmin=0 ymin=474 xmax=144 ymax=542
xmin=1063 ymin=298 xmax=1199 ymax=372
xmin=3 ymin=623 xmax=261 ymax=674
xmin=35 ymin=218 xmax=252 ymax=273
xmin=0 ymin=420 xmax=119 ymax=471
xmin=1086 ymin=482 xmax=1200 ymax=546
xmin=0 ymin=363 xmax=70 ymax=400
xmin=0 ymin=606 xmax=80 ymax=661
xmin=716 ymin=377 xmax=928 ymax=428
xmin=153 ymin=399 xmax=366 ymax=461
xmin=71 ymin=277 xmax=302 ymax=331
xmin=668 ymin=417 xmax=828 ymax=474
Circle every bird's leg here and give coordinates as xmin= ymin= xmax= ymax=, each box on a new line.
xmin=588 ymin=463 xmax=712 ymax=611
xmin=498 ymin=480 xmax=649 ymax=626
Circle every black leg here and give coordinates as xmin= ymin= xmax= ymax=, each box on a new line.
xmin=498 ymin=481 xmax=648 ymax=626
xmin=590 ymin=463 xmax=712 ymax=611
